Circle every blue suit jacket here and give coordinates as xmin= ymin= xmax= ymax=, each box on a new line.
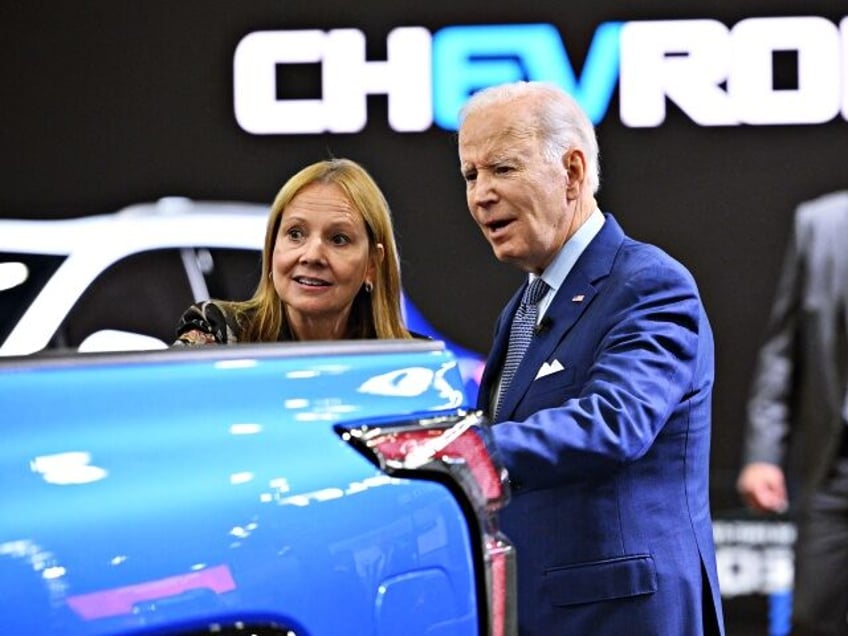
xmin=480 ymin=215 xmax=725 ymax=635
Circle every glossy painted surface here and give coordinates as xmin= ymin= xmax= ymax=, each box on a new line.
xmin=0 ymin=341 xmax=480 ymax=635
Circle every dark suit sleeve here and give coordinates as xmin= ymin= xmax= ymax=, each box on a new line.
xmin=492 ymin=252 xmax=710 ymax=490
xmin=742 ymin=210 xmax=804 ymax=466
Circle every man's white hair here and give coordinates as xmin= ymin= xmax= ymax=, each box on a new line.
xmin=459 ymin=81 xmax=601 ymax=194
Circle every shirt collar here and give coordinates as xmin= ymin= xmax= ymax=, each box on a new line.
xmin=531 ymin=208 xmax=605 ymax=316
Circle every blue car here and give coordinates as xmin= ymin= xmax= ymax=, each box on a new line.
xmin=0 ymin=340 xmax=514 ymax=635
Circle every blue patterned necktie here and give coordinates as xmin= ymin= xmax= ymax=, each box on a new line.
xmin=494 ymin=277 xmax=549 ymax=421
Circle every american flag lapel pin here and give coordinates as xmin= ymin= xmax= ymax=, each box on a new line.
xmin=571 ymin=294 xmax=585 ymax=302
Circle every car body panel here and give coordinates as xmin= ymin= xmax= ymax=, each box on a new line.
xmin=0 ymin=341 xmax=490 ymax=635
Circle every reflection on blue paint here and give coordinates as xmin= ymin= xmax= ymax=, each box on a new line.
xmin=402 ymin=295 xmax=485 ymax=404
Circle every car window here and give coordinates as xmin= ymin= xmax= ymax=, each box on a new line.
xmin=0 ymin=253 xmax=65 ymax=345
xmin=195 ymin=247 xmax=262 ymax=301
xmin=51 ymin=249 xmax=194 ymax=350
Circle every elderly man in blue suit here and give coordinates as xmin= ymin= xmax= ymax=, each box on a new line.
xmin=457 ymin=81 xmax=725 ymax=635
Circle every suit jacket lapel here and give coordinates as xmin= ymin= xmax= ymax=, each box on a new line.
xmin=494 ymin=214 xmax=626 ymax=422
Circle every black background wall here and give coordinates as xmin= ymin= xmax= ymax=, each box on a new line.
xmin=4 ymin=2 xmax=847 ymax=631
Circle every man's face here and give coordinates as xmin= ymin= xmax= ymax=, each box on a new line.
xmin=458 ymin=100 xmax=572 ymax=274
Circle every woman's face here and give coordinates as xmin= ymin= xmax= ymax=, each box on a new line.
xmin=271 ymin=182 xmax=380 ymax=336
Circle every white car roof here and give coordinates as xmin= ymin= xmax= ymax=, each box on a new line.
xmin=1 ymin=198 xmax=269 ymax=356
xmin=0 ymin=197 xmax=269 ymax=255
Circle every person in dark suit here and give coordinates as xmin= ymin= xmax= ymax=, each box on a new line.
xmin=457 ymin=81 xmax=725 ymax=635
xmin=737 ymin=191 xmax=848 ymax=635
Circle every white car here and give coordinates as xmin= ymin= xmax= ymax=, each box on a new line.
xmin=0 ymin=197 xmax=269 ymax=356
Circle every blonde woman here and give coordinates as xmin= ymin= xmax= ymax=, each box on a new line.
xmin=175 ymin=158 xmax=412 ymax=344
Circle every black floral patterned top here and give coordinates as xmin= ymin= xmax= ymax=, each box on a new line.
xmin=174 ymin=299 xmax=424 ymax=345
xmin=173 ymin=300 xmax=246 ymax=346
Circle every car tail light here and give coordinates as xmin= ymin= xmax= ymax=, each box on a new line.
xmin=337 ymin=410 xmax=517 ymax=636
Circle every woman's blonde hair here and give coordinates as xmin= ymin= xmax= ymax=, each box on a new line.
xmin=229 ymin=158 xmax=410 ymax=341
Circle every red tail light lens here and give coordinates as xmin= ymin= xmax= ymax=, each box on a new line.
xmin=348 ymin=412 xmax=507 ymax=511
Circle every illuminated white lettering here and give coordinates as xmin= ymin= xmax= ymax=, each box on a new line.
xmin=233 ymin=28 xmax=431 ymax=134
xmin=233 ymin=16 xmax=848 ymax=133
xmin=620 ymin=20 xmax=735 ymax=126
xmin=841 ymin=17 xmax=848 ymax=122
xmin=233 ymin=30 xmax=326 ymax=134
xmin=713 ymin=520 xmax=795 ymax=598
xmin=729 ymin=16 xmax=841 ymax=124
xmin=620 ymin=16 xmax=847 ymax=127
